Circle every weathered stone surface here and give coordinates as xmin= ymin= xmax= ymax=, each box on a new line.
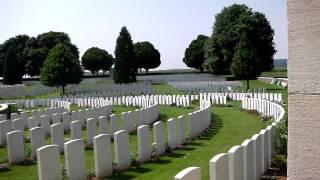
xmin=288 ymin=2 xmax=320 ymax=178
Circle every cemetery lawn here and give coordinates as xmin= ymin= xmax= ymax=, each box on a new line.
xmin=0 ymin=102 xmax=269 ymax=180
xmin=152 ymin=83 xmax=184 ymax=95
xmin=260 ymin=68 xmax=287 ymax=78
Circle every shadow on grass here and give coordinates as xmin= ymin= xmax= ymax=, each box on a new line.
xmin=109 ymin=112 xmax=224 ymax=179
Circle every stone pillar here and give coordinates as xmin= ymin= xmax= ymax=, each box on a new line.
xmin=288 ymin=0 xmax=320 ymax=178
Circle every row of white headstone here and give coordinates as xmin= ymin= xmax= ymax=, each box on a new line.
xmin=200 ymin=92 xmax=283 ymax=103
xmin=0 ymin=85 xmax=56 ymax=99
xmin=174 ymin=97 xmax=285 ymax=180
xmin=35 ymin=99 xmax=212 ymax=179
xmin=2 ymin=99 xmax=71 ymax=110
xmin=0 ymin=106 xmax=111 ymax=146
xmin=168 ymin=81 xmax=241 ymax=92
xmin=66 ymin=81 xmax=154 ymax=97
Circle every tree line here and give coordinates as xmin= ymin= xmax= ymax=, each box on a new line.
xmin=183 ymin=4 xmax=276 ymax=88
xmin=0 ymin=27 xmax=161 ymax=93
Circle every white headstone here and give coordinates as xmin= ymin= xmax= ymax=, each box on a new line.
xmin=167 ymin=118 xmax=178 ymax=150
xmin=0 ymin=120 xmax=11 ymax=145
xmin=114 ymin=130 xmax=131 ymax=171
xmin=174 ymin=167 xmax=201 ymax=180
xmin=178 ymin=116 xmax=186 ymax=144
xmin=228 ymin=145 xmax=244 ymax=180
xmin=12 ymin=118 xmax=24 ymax=131
xmin=93 ymin=134 xmax=113 ymax=177
xmin=137 ymin=125 xmax=151 ymax=163
xmin=7 ymin=130 xmax=24 ymax=164
xmin=109 ymin=114 xmax=118 ymax=134
xmin=98 ymin=116 xmax=108 ymax=134
xmin=153 ymin=121 xmax=166 ymax=156
xmin=50 ymin=123 xmax=64 ymax=153
xmin=64 ymin=139 xmax=87 ymax=180
xmin=210 ymin=153 xmax=229 ymax=180
xmin=30 ymin=127 xmax=45 ymax=160
xmin=241 ymin=139 xmax=254 ymax=180
xmin=37 ymin=145 xmax=62 ymax=180
xmin=86 ymin=118 xmax=97 ymax=146
xmin=70 ymin=120 xmax=82 ymax=140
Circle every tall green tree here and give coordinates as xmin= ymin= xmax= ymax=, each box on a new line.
xmin=0 ymin=35 xmax=30 ymax=78
xmin=82 ymin=47 xmax=113 ymax=75
xmin=113 ymin=27 xmax=136 ymax=83
xmin=24 ymin=32 xmax=78 ymax=76
xmin=134 ymin=41 xmax=161 ymax=74
xmin=3 ymin=47 xmax=21 ymax=84
xmin=183 ymin=35 xmax=209 ymax=72
xmin=40 ymin=43 xmax=82 ymax=95
xmin=204 ymin=4 xmax=275 ymax=74
xmin=231 ymin=30 xmax=259 ymax=89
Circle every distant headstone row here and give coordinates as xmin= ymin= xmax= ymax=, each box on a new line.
xmin=0 ymin=85 xmax=56 ymax=99
xmin=137 ymin=73 xmax=225 ymax=84
xmin=169 ymin=81 xmax=240 ymax=93
xmin=174 ymin=97 xmax=285 ymax=180
xmin=65 ymin=82 xmax=153 ymax=97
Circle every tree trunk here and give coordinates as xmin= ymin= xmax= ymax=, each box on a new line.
xmin=146 ymin=69 xmax=149 ymax=74
xmin=246 ymin=79 xmax=250 ymax=90
xmin=62 ymin=85 xmax=65 ymax=96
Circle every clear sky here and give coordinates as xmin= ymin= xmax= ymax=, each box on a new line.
xmin=0 ymin=0 xmax=287 ymax=70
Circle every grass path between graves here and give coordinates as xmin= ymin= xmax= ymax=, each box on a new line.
xmin=109 ymin=101 xmax=268 ymax=179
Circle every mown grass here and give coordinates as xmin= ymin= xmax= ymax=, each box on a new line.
xmin=0 ymin=102 xmax=268 ymax=180
xmin=152 ymin=83 xmax=183 ymax=95
xmin=260 ymin=68 xmax=287 ymax=78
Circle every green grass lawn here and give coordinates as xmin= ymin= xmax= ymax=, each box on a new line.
xmin=152 ymin=83 xmax=184 ymax=95
xmin=0 ymin=102 xmax=268 ymax=180
xmin=260 ymin=68 xmax=287 ymax=78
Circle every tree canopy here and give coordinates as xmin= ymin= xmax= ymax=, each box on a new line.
xmin=40 ymin=43 xmax=82 ymax=95
xmin=134 ymin=41 xmax=161 ymax=73
xmin=2 ymin=47 xmax=21 ymax=85
xmin=204 ymin=4 xmax=275 ymax=74
xmin=113 ymin=27 xmax=136 ymax=83
xmin=81 ymin=47 xmax=113 ymax=75
xmin=183 ymin=35 xmax=209 ymax=72
xmin=231 ymin=30 xmax=259 ymax=89
xmin=24 ymin=32 xmax=79 ymax=76
xmin=0 ymin=35 xmax=30 ymax=79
